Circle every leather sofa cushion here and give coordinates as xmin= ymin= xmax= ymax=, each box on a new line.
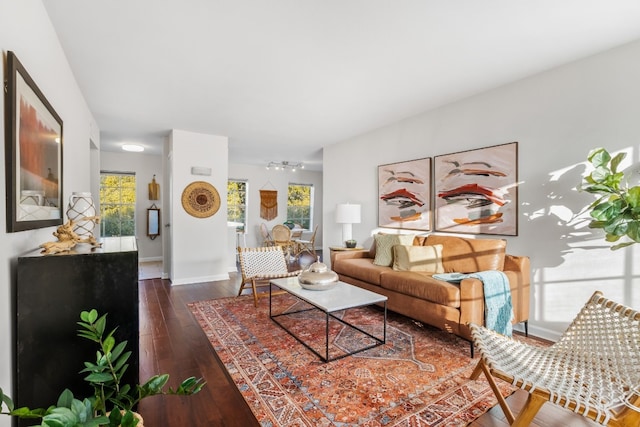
xmin=332 ymin=258 xmax=387 ymax=286
xmin=423 ymin=235 xmax=506 ymax=272
xmin=392 ymin=244 xmax=444 ymax=273
xmin=380 ymin=271 xmax=461 ymax=308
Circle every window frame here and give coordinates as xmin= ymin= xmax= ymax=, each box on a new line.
xmin=99 ymin=171 xmax=137 ymax=237
xmin=227 ymin=179 xmax=248 ymax=232
xmin=287 ymin=183 xmax=314 ymax=229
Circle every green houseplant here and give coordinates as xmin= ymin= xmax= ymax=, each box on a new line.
xmin=0 ymin=309 xmax=205 ymax=427
xmin=580 ymin=147 xmax=640 ymax=250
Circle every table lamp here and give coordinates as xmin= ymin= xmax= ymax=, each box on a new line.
xmin=335 ymin=203 xmax=361 ymax=247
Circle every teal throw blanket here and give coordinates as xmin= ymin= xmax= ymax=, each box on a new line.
xmin=433 ymin=271 xmax=513 ymax=337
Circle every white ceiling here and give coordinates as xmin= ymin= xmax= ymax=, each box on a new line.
xmin=42 ymin=0 xmax=640 ymax=171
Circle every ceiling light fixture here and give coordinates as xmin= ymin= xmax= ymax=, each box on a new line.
xmin=122 ymin=144 xmax=144 ymax=152
xmin=266 ymin=161 xmax=304 ymax=172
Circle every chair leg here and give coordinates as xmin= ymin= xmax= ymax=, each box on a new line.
xmin=474 ymin=359 xmax=516 ymax=424
xmin=512 ymin=393 xmax=546 ymax=426
xmin=237 ymin=280 xmax=246 ymax=297
xmin=251 ymin=279 xmax=259 ymax=307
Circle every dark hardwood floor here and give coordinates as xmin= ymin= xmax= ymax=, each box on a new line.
xmin=137 ymin=255 xmax=599 ymax=426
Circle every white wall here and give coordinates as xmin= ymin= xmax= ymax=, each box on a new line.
xmin=101 ymin=151 xmax=163 ymax=261
xmin=0 ymin=0 xmax=99 ymax=423
xmin=229 ymin=163 xmax=324 ymax=251
xmin=324 ymin=38 xmax=640 ymax=341
xmin=169 ymin=129 xmax=229 ymax=285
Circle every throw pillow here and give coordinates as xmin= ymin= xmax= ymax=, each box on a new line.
xmin=373 ymin=233 xmax=415 ymax=266
xmin=393 ymin=244 xmax=444 ymax=273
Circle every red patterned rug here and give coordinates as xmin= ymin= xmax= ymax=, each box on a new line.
xmin=188 ymin=294 xmax=515 ymax=426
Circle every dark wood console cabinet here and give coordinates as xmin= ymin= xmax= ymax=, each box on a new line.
xmin=14 ymin=237 xmax=138 ymax=422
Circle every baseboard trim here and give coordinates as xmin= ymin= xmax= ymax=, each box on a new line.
xmin=171 ymin=273 xmax=230 ymax=286
xmin=139 ymin=256 xmax=163 ymax=263
xmin=519 ymin=324 xmax=561 ymax=342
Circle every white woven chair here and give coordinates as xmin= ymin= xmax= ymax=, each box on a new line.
xmin=294 ymin=225 xmax=318 ymax=258
xmin=237 ymin=246 xmax=301 ymax=307
xmin=470 ymin=291 xmax=640 ymax=426
xmin=259 ymin=223 xmax=274 ymax=247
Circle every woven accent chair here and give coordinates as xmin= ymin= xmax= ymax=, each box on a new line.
xmin=470 ymin=291 xmax=640 ymax=427
xmin=237 ymin=246 xmax=301 ymax=307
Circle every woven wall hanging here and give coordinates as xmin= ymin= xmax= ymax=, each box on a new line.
xmin=181 ymin=181 xmax=220 ymax=218
xmin=260 ymin=189 xmax=278 ymax=220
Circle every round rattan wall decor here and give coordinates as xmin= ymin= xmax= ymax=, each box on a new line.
xmin=181 ymin=181 xmax=220 ymax=218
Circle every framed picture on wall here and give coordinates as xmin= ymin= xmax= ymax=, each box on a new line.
xmin=378 ymin=157 xmax=431 ymax=231
xmin=434 ymin=141 xmax=518 ymax=236
xmin=5 ymin=51 xmax=64 ymax=232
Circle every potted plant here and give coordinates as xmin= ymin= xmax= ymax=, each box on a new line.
xmin=0 ymin=309 xmax=205 ymax=427
xmin=580 ymin=147 xmax=640 ymax=249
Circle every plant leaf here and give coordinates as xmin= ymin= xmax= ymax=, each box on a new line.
xmin=172 ymin=377 xmax=206 ymax=395
xmin=141 ymin=374 xmax=170 ymax=395
xmin=41 ymin=407 xmax=79 ymax=427
xmin=588 ymin=147 xmax=610 ymax=167
xmin=626 ymin=221 xmax=640 ymax=243
xmin=590 ymin=165 xmax=611 ymax=183
xmin=55 ymin=389 xmax=74 ymax=409
xmin=84 ymin=372 xmax=114 ymax=383
xmin=103 ymin=335 xmax=116 ymax=354
xmin=110 ymin=342 xmax=128 ymax=362
xmin=626 ymin=186 xmax=640 ymax=209
xmin=590 ymin=199 xmax=623 ymax=221
xmin=612 ymin=241 xmax=636 ymax=250
xmin=610 ymin=152 xmax=627 ymax=173
xmin=0 ymin=387 xmax=14 ymax=412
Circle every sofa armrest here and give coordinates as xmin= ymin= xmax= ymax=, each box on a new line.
xmin=503 ymin=254 xmax=530 ymax=324
xmin=459 ymin=278 xmax=485 ymax=331
xmin=330 ymin=249 xmax=371 ymax=264
xmin=458 ymin=254 xmax=531 ymax=339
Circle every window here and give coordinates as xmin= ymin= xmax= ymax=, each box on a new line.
xmin=227 ymin=179 xmax=247 ymax=231
xmin=99 ymin=172 xmax=136 ymax=237
xmin=287 ymin=183 xmax=313 ymax=229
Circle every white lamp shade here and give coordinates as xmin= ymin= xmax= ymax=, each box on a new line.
xmin=335 ymin=204 xmax=361 ymax=224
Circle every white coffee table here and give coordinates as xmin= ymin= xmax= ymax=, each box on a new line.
xmin=269 ymin=276 xmax=387 ymax=362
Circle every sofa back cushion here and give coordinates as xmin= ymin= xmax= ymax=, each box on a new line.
xmin=423 ymin=235 xmax=506 ymax=272
xmin=372 ymin=233 xmax=415 ymax=266
xmin=392 ymin=244 xmax=444 ymax=273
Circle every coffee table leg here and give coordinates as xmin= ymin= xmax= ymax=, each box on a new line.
xmin=269 ymin=283 xmax=272 ymax=318
xmin=384 ymin=301 xmax=387 ymax=343
xmin=325 ymin=312 xmax=330 ymax=362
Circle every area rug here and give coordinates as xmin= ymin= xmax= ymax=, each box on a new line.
xmin=188 ymin=294 xmax=516 ymax=426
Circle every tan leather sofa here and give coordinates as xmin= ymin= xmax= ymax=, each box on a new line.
xmin=331 ymin=234 xmax=530 ymax=351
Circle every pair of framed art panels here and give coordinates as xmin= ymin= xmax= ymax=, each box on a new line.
xmin=378 ymin=141 xmax=518 ymax=236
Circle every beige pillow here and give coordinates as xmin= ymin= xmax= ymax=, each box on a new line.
xmin=373 ymin=233 xmax=415 ymax=266
xmin=392 ymin=244 xmax=444 ymax=273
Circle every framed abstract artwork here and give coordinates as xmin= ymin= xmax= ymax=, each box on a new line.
xmin=5 ymin=51 xmax=64 ymax=232
xmin=378 ymin=157 xmax=431 ymax=231
xmin=434 ymin=142 xmax=518 ymax=236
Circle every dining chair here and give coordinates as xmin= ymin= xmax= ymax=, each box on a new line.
xmin=271 ymin=224 xmax=294 ymax=257
xmin=294 ymin=225 xmax=318 ymax=258
xmin=290 ymin=224 xmax=304 ymax=240
xmin=259 ymin=223 xmax=274 ymax=246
